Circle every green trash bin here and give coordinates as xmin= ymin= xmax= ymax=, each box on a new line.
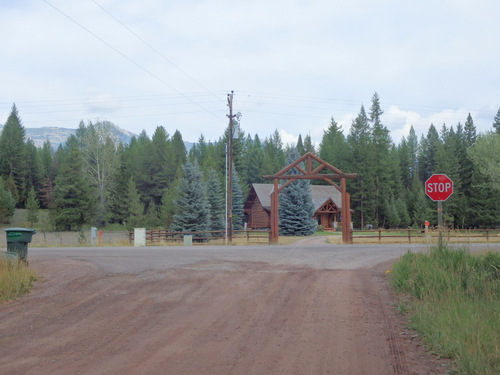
xmin=5 ymin=228 xmax=37 ymax=261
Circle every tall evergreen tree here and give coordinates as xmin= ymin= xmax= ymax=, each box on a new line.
xmin=347 ymin=105 xmax=374 ymax=228
xmin=278 ymin=148 xmax=317 ymax=236
xmin=50 ymin=137 xmax=96 ymax=231
xmin=125 ymin=177 xmax=145 ymax=231
xmin=408 ymin=174 xmax=433 ymax=227
xmin=319 ymin=117 xmax=349 ymax=170
xmin=144 ymin=202 xmax=161 ymax=228
xmin=39 ymin=140 xmax=54 ymax=179
xmin=244 ymin=134 xmax=264 ymax=186
xmin=303 ymin=134 xmax=315 ymax=154
xmin=160 ymin=176 xmax=180 ymax=230
xmin=25 ymin=186 xmax=40 ymax=228
xmin=296 ymin=134 xmax=305 ymax=156
xmin=171 ymin=161 xmax=210 ymax=236
xmin=231 ymin=165 xmax=245 ymax=230
xmin=468 ymin=132 xmax=500 ymax=189
xmin=261 ymin=130 xmax=285 ymax=176
xmin=464 ymin=113 xmax=477 ymax=148
xmin=206 ymin=169 xmax=225 ymax=231
xmin=436 ymin=124 xmax=463 ymax=227
xmin=0 ymin=103 xmax=27 ymax=206
xmin=0 ymin=176 xmax=15 ymax=224
xmin=171 ymin=129 xmax=187 ymax=168
xmin=418 ymin=124 xmax=441 ymax=181
xmin=466 ymin=169 xmax=500 ymax=227
xmin=369 ymin=92 xmax=394 ymax=226
xmin=128 ymin=131 xmax=153 ymax=204
xmin=148 ymin=126 xmax=175 ymax=206
xmin=25 ymin=139 xmax=43 ymax=203
xmin=493 ymin=107 xmax=500 ymax=134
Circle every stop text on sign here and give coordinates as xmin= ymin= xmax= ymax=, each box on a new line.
xmin=425 ymin=174 xmax=454 ymax=201
xmin=427 ymin=182 xmax=452 ymax=193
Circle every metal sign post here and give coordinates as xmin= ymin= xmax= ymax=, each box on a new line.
xmin=425 ymin=174 xmax=454 ymax=246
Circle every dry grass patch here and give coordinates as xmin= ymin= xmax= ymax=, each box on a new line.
xmin=0 ymin=256 xmax=37 ymax=303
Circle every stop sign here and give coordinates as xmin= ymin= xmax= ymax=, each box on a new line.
xmin=425 ymin=174 xmax=453 ymax=201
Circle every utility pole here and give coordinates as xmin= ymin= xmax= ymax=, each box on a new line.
xmin=227 ymin=91 xmax=234 ymax=244
xmin=226 ymin=91 xmax=241 ymax=244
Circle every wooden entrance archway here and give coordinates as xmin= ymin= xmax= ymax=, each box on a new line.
xmin=263 ymin=152 xmax=357 ymax=244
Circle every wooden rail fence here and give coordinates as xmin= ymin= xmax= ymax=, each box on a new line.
xmin=128 ymin=229 xmax=270 ymax=245
xmin=352 ymin=228 xmax=500 ymax=244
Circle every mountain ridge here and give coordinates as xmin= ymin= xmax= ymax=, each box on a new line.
xmin=0 ymin=123 xmax=193 ymax=151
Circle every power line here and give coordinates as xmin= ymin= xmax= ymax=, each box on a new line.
xmin=41 ymin=0 xmax=225 ymax=122
xmin=92 ymin=0 xmax=224 ymax=105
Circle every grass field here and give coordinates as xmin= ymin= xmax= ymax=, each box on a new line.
xmin=391 ymin=245 xmax=500 ymax=374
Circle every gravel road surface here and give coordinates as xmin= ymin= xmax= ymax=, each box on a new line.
xmin=2 ymin=239 xmax=497 ymax=374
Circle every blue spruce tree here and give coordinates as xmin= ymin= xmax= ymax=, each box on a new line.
xmin=231 ymin=164 xmax=245 ymax=230
xmin=279 ymin=148 xmax=317 ymax=236
xmin=171 ymin=161 xmax=210 ymax=237
xmin=206 ymin=169 xmax=225 ymax=231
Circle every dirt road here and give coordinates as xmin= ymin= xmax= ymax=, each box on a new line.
xmin=0 ymin=249 xmax=448 ymax=375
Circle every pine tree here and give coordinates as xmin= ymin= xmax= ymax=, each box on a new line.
xmin=39 ymin=140 xmax=54 ymax=180
xmin=25 ymin=187 xmax=40 ymax=228
xmin=231 ymin=165 xmax=245 ymax=230
xmin=171 ymin=130 xmax=187 ymax=167
xmin=171 ymin=161 xmax=211 ymax=236
xmin=319 ymin=117 xmax=349 ymax=170
xmin=398 ymin=137 xmax=412 ymax=189
xmin=468 ymin=132 xmax=500 ymax=189
xmin=466 ymin=169 xmax=500 ymax=227
xmin=369 ymin=93 xmax=394 ymax=226
xmin=418 ymin=124 xmax=442 ymax=181
xmin=296 ymin=134 xmax=305 ymax=156
xmin=408 ymin=175 xmax=434 ymax=227
xmin=493 ymin=107 xmax=500 ymax=134
xmin=205 ymin=169 xmax=225 ymax=231
xmin=50 ymin=137 xmax=96 ymax=231
xmin=160 ymin=180 xmax=179 ymax=230
xmin=0 ymin=103 xmax=27 ymax=206
xmin=278 ymin=148 xmax=317 ymax=236
xmin=347 ymin=105 xmax=375 ymax=228
xmin=148 ymin=126 xmax=175 ymax=206
xmin=436 ymin=124 xmax=462 ymax=227
xmin=464 ymin=113 xmax=477 ymax=148
xmin=128 ymin=131 xmax=153 ymax=205
xmin=144 ymin=202 xmax=161 ymax=228
xmin=303 ymin=134 xmax=315 ymax=154
xmin=261 ymin=130 xmax=285 ymax=176
xmin=126 ymin=177 xmax=145 ymax=231
xmin=244 ymin=134 xmax=264 ymax=186
xmin=0 ymin=176 xmax=15 ymax=224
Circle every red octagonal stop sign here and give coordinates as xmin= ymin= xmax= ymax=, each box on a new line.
xmin=425 ymin=174 xmax=454 ymax=201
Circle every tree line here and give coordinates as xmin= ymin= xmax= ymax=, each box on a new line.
xmin=1 ymin=95 xmax=500 ymax=231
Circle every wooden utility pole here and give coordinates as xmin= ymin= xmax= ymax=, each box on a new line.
xmin=227 ymin=91 xmax=234 ymax=243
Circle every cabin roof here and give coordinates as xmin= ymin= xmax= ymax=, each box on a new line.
xmin=249 ymin=183 xmax=342 ymax=211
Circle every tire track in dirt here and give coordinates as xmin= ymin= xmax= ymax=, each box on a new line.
xmin=358 ymin=268 xmax=410 ymax=375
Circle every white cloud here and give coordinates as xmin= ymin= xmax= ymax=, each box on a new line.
xmin=279 ymin=129 xmax=298 ymax=148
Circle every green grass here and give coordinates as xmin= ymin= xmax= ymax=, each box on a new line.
xmin=391 ymin=245 xmax=500 ymax=374
xmin=0 ymin=209 xmax=51 ymax=231
xmin=0 ymin=256 xmax=37 ymax=303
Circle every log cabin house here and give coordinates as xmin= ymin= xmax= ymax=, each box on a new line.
xmin=244 ymin=183 xmax=343 ymax=231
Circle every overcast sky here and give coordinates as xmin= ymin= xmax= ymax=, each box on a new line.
xmin=1 ymin=0 xmax=499 ymax=146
